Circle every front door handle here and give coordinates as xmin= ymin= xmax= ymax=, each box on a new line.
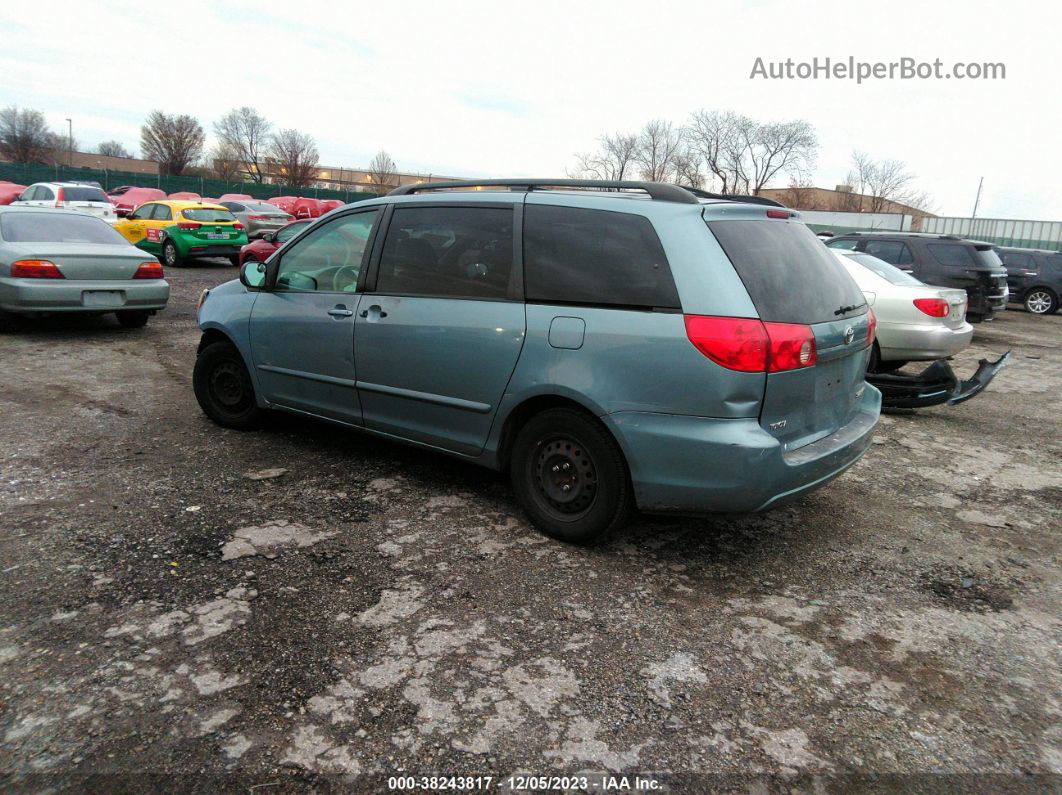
xmin=327 ymin=307 xmax=354 ymax=318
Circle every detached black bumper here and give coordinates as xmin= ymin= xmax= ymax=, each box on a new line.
xmin=868 ymin=352 xmax=1011 ymax=409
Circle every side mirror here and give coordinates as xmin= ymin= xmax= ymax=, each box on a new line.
xmin=262 ymin=231 xmax=275 ymax=243
xmin=240 ymin=260 xmax=267 ymax=289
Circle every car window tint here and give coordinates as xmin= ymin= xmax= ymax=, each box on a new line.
xmin=1 ymin=212 xmax=127 ymax=244
xmin=1003 ymin=251 xmax=1035 ymax=269
xmin=183 ymin=209 xmax=237 ymax=223
xmin=376 ymin=206 xmax=513 ymax=299
xmin=862 ymin=240 xmax=913 ymax=266
xmin=524 ymin=205 xmax=679 ymax=309
xmin=37 ymin=186 xmax=55 ymax=201
xmin=130 ymin=204 xmax=153 ymax=220
xmin=152 ymin=205 xmax=172 ymax=221
xmin=227 ymin=203 xmax=246 ymax=212
xmin=276 ymin=223 xmax=306 ymax=243
xmin=825 ymin=238 xmax=858 ymax=250
xmin=928 ymin=243 xmax=975 ymax=268
xmin=276 ymin=210 xmax=378 ymax=292
xmin=63 ymin=187 xmax=109 ymax=202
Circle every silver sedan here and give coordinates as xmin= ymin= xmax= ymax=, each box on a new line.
xmin=0 ymin=207 xmax=169 ymax=328
xmin=218 ymin=200 xmax=294 ymax=239
xmin=834 ymin=250 xmax=973 ymax=373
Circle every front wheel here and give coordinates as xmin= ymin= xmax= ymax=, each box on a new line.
xmin=116 ymin=310 xmax=150 ymax=328
xmin=509 ymin=408 xmax=632 ymax=544
xmin=193 ymin=341 xmax=263 ymax=430
xmin=1024 ymin=289 xmax=1058 ymax=315
xmin=162 ymin=240 xmax=181 ymax=268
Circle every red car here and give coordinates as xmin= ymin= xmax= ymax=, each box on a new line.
xmin=219 ymin=193 xmax=253 ymax=201
xmin=320 ymin=199 xmax=344 ymax=213
xmin=169 ymin=191 xmax=200 ymax=200
xmin=108 ymin=186 xmax=167 ymax=217
xmin=238 ymin=219 xmax=312 ymax=266
xmin=291 ymin=197 xmax=326 ymax=219
xmin=264 ymin=196 xmax=298 ymax=214
xmin=0 ymin=182 xmax=27 ymax=205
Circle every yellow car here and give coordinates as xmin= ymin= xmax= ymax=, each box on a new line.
xmin=114 ymin=201 xmax=249 ymax=267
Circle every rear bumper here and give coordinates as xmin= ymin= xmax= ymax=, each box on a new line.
xmin=878 ymin=320 xmax=973 ymax=361
xmin=0 ymin=278 xmax=170 ymax=313
xmin=179 ymin=243 xmax=245 ymax=258
xmin=604 ymin=386 xmax=881 ymax=515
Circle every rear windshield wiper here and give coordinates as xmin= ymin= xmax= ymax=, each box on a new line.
xmin=834 ymin=304 xmax=860 ymax=316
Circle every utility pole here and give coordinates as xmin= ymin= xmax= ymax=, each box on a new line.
xmin=65 ymin=119 xmax=73 ymax=167
xmin=971 ymin=176 xmax=984 ymax=219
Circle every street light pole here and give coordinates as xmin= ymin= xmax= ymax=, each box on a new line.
xmin=65 ymin=118 xmax=73 ymax=167
xmin=971 ymin=176 xmax=984 ymax=220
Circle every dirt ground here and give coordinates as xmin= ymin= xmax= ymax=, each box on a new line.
xmin=1 ymin=261 xmax=1059 ymax=793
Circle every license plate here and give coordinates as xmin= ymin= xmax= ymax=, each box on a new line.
xmin=83 ymin=291 xmax=124 ymax=308
xmin=207 ymin=233 xmax=229 ymax=240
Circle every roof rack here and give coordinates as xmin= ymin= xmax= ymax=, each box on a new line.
xmin=387 ymin=179 xmax=700 ymax=204
xmin=680 ymin=187 xmax=786 ymax=208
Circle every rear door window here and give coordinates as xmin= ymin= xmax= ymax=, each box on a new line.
xmin=1002 ymin=251 xmax=1035 ymax=270
xmin=152 ymin=204 xmax=173 ymax=221
xmin=523 ymin=205 xmax=680 ymax=309
xmin=375 ymin=206 xmax=514 ymax=299
xmin=928 ymin=243 xmax=975 ymax=268
xmin=708 ymin=219 xmax=867 ymax=323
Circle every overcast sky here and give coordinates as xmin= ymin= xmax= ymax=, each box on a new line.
xmin=2 ymin=0 xmax=1059 ymax=219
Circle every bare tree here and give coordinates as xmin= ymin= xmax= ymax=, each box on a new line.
xmin=848 ymin=151 xmax=933 ymax=213
xmin=269 ymin=129 xmax=319 ymax=188
xmin=366 ymin=151 xmax=398 ymax=193
xmin=139 ymin=111 xmax=205 ymax=176
xmin=0 ymin=106 xmax=56 ymax=164
xmin=97 ymin=140 xmax=131 ymax=158
xmin=214 ymin=107 xmax=272 ymax=183
xmin=673 ymin=149 xmax=705 ymax=189
xmin=570 ymin=132 xmax=639 ymax=180
xmin=742 ymin=120 xmax=817 ymax=195
xmin=685 ymin=110 xmax=747 ymax=193
xmin=208 ymin=142 xmax=244 ymax=182
xmin=778 ymin=177 xmax=819 ymax=209
xmin=635 ymin=120 xmax=682 ymax=182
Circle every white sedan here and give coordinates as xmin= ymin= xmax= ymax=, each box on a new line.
xmin=833 ymin=250 xmax=973 ymax=373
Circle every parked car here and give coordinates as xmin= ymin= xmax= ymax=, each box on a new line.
xmin=290 ymin=197 xmax=326 ymax=219
xmin=219 ymin=193 xmax=254 ymax=202
xmin=997 ymin=246 xmax=1062 ymax=315
xmin=826 ymin=232 xmax=1008 ymax=322
xmin=169 ymin=191 xmax=201 ymax=200
xmin=264 ymin=196 xmax=297 ymax=215
xmin=320 ymin=199 xmax=345 ymax=213
xmin=107 ymin=187 xmax=167 ymax=218
xmin=833 ymin=251 xmax=972 ymax=372
xmin=114 ymin=200 xmax=248 ymax=267
xmin=218 ymin=200 xmax=294 ymax=239
xmin=0 ymin=206 xmax=168 ymax=327
xmin=0 ymin=183 xmax=27 ymax=206
xmin=239 ymin=219 xmax=312 ymax=266
xmin=12 ymin=182 xmax=118 ymax=224
xmin=194 ymin=179 xmax=880 ymax=543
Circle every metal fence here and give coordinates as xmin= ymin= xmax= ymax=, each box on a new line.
xmin=0 ymin=162 xmax=380 ymax=204
xmin=921 ymin=216 xmax=1062 ymax=250
xmin=798 ymin=210 xmax=913 ymax=236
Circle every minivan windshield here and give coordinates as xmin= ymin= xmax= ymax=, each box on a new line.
xmin=707 ymin=219 xmax=867 ymax=324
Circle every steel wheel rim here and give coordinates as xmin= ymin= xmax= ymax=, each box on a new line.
xmin=1027 ymin=291 xmax=1052 ymax=314
xmin=210 ymin=361 xmax=251 ymax=412
xmin=531 ymin=435 xmax=598 ymax=519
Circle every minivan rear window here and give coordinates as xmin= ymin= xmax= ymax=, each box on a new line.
xmin=62 ymin=187 xmax=109 ymax=203
xmin=708 ymin=220 xmax=867 ymax=324
xmin=524 ymin=205 xmax=680 ymax=309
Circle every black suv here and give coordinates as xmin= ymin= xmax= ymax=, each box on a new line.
xmin=997 ymin=246 xmax=1062 ymax=315
xmin=825 ymin=232 xmax=1008 ymax=321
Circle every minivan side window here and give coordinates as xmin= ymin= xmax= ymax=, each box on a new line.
xmin=375 ymin=206 xmax=513 ymax=299
xmin=523 ymin=204 xmax=680 ymax=309
xmin=928 ymin=243 xmax=975 ymax=268
xmin=276 ymin=210 xmax=378 ymax=292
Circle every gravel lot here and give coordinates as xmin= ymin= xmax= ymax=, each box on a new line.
xmin=1 ymin=261 xmax=1059 ymax=792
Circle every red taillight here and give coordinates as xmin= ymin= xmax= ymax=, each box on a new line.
xmin=913 ymin=298 xmax=949 ymax=318
xmin=177 ymin=221 xmax=201 ymax=230
xmin=247 ymin=215 xmax=269 ymax=221
xmin=54 ymin=187 xmax=65 ymax=207
xmin=11 ymin=259 xmax=64 ymax=279
xmin=684 ymin=316 xmax=816 ymax=373
xmin=134 ymin=262 xmax=164 ymax=279
xmin=233 ymin=222 xmax=245 ymax=230
xmin=866 ymin=308 xmax=877 ymax=345
xmin=766 ymin=209 xmax=791 ymax=219
xmin=764 ymin=322 xmax=818 ymax=372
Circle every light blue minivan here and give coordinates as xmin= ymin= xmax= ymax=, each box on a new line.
xmin=194 ymin=180 xmax=880 ymax=542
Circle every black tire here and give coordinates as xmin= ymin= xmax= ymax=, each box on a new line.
xmin=193 ymin=341 xmax=263 ymax=430
xmin=509 ymin=408 xmax=632 ymax=544
xmin=1024 ymin=288 xmax=1058 ymax=315
xmin=116 ymin=310 xmax=150 ymax=328
xmin=162 ymin=240 xmax=181 ymax=268
xmin=228 ymin=255 xmax=241 ymax=268
xmin=966 ymin=312 xmax=984 ymax=324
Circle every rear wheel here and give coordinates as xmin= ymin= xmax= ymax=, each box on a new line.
xmin=228 ymin=255 xmax=241 ymax=267
xmin=510 ymin=408 xmax=632 ymax=544
xmin=162 ymin=240 xmax=181 ymax=268
xmin=193 ymin=341 xmax=263 ymax=430
xmin=1024 ymin=288 xmax=1057 ymax=315
xmin=116 ymin=310 xmax=150 ymax=328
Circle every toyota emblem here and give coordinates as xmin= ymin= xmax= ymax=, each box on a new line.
xmin=843 ymin=326 xmax=855 ymax=345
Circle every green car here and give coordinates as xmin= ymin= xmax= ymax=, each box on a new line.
xmin=115 ymin=201 xmax=249 ymax=266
